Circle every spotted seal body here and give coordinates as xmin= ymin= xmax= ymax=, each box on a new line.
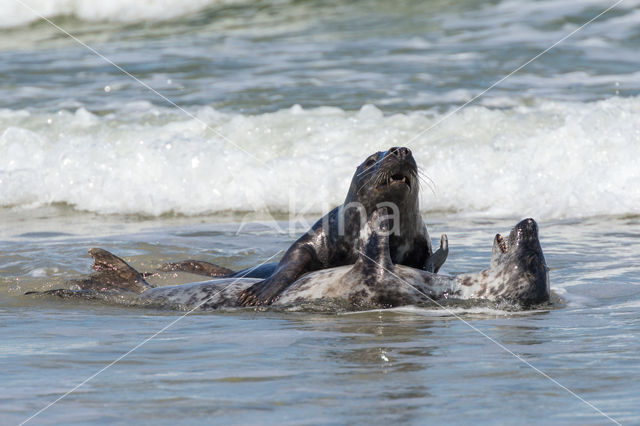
xmin=274 ymin=213 xmax=549 ymax=308
xmin=164 ymin=147 xmax=449 ymax=306
xmin=30 ymin=212 xmax=549 ymax=310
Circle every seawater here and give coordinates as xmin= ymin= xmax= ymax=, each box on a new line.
xmin=2 ymin=213 xmax=640 ymax=424
xmin=1 ymin=0 xmax=640 ymax=424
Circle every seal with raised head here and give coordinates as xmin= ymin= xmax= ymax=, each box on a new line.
xmin=275 ymin=212 xmax=550 ymax=308
xmin=165 ymin=147 xmax=449 ymax=306
xmin=27 ymin=211 xmax=549 ymax=310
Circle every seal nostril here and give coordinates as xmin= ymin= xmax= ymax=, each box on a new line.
xmin=387 ymin=146 xmax=411 ymax=159
xmin=388 ymin=147 xmax=411 ymax=158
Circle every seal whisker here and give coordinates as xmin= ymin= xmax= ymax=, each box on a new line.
xmin=356 ymin=168 xmax=379 ymax=194
xmin=355 ymin=157 xmax=384 ymax=178
xmin=374 ymin=170 xmax=389 ymax=189
xmin=417 ymin=168 xmax=437 ymax=196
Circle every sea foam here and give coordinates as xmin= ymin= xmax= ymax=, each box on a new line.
xmin=0 ymin=0 xmax=245 ymax=29
xmin=1 ymin=96 xmax=639 ymax=219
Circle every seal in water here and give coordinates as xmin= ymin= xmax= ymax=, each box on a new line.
xmin=28 ymin=210 xmax=549 ymax=310
xmin=163 ymin=147 xmax=449 ymax=306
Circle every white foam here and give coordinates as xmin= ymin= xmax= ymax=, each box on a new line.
xmin=1 ymin=96 xmax=640 ymax=219
xmin=0 ymin=0 xmax=246 ymax=29
xmin=339 ymin=305 xmax=545 ymax=317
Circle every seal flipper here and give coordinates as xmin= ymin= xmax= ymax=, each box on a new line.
xmin=353 ymin=207 xmax=395 ymax=275
xmin=238 ymin=246 xmax=315 ymax=306
xmin=70 ymin=248 xmax=152 ymax=294
xmin=425 ymin=234 xmax=448 ymax=273
xmin=160 ymin=260 xmax=235 ymax=277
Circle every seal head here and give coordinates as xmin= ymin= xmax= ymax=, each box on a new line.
xmin=346 ymin=147 xmax=418 ymax=210
xmin=488 ymin=218 xmax=550 ymax=305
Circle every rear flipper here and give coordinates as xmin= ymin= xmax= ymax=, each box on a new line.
xmin=160 ymin=260 xmax=235 ymax=277
xmin=74 ymin=248 xmax=152 ymax=293
xmin=26 ymin=248 xmax=153 ymax=296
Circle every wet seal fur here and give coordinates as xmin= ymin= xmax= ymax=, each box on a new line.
xmin=28 ymin=211 xmax=550 ymax=311
xmin=163 ymin=147 xmax=449 ymax=306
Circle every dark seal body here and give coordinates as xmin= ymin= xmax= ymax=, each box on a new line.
xmin=236 ymin=147 xmax=448 ymax=305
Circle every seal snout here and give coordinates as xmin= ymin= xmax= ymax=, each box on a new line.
xmin=388 ymin=146 xmax=412 ymax=159
xmin=513 ymin=218 xmax=539 ymax=241
xmin=500 ymin=218 xmax=541 ymax=255
xmin=374 ymin=146 xmax=416 ymax=191
xmin=494 ymin=218 xmax=540 ymax=256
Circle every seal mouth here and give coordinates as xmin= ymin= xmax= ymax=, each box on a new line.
xmin=496 ymin=234 xmax=508 ymax=253
xmin=377 ymin=173 xmax=411 ymax=190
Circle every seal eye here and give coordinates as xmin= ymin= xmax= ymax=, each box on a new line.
xmin=364 ymin=156 xmax=377 ymax=168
